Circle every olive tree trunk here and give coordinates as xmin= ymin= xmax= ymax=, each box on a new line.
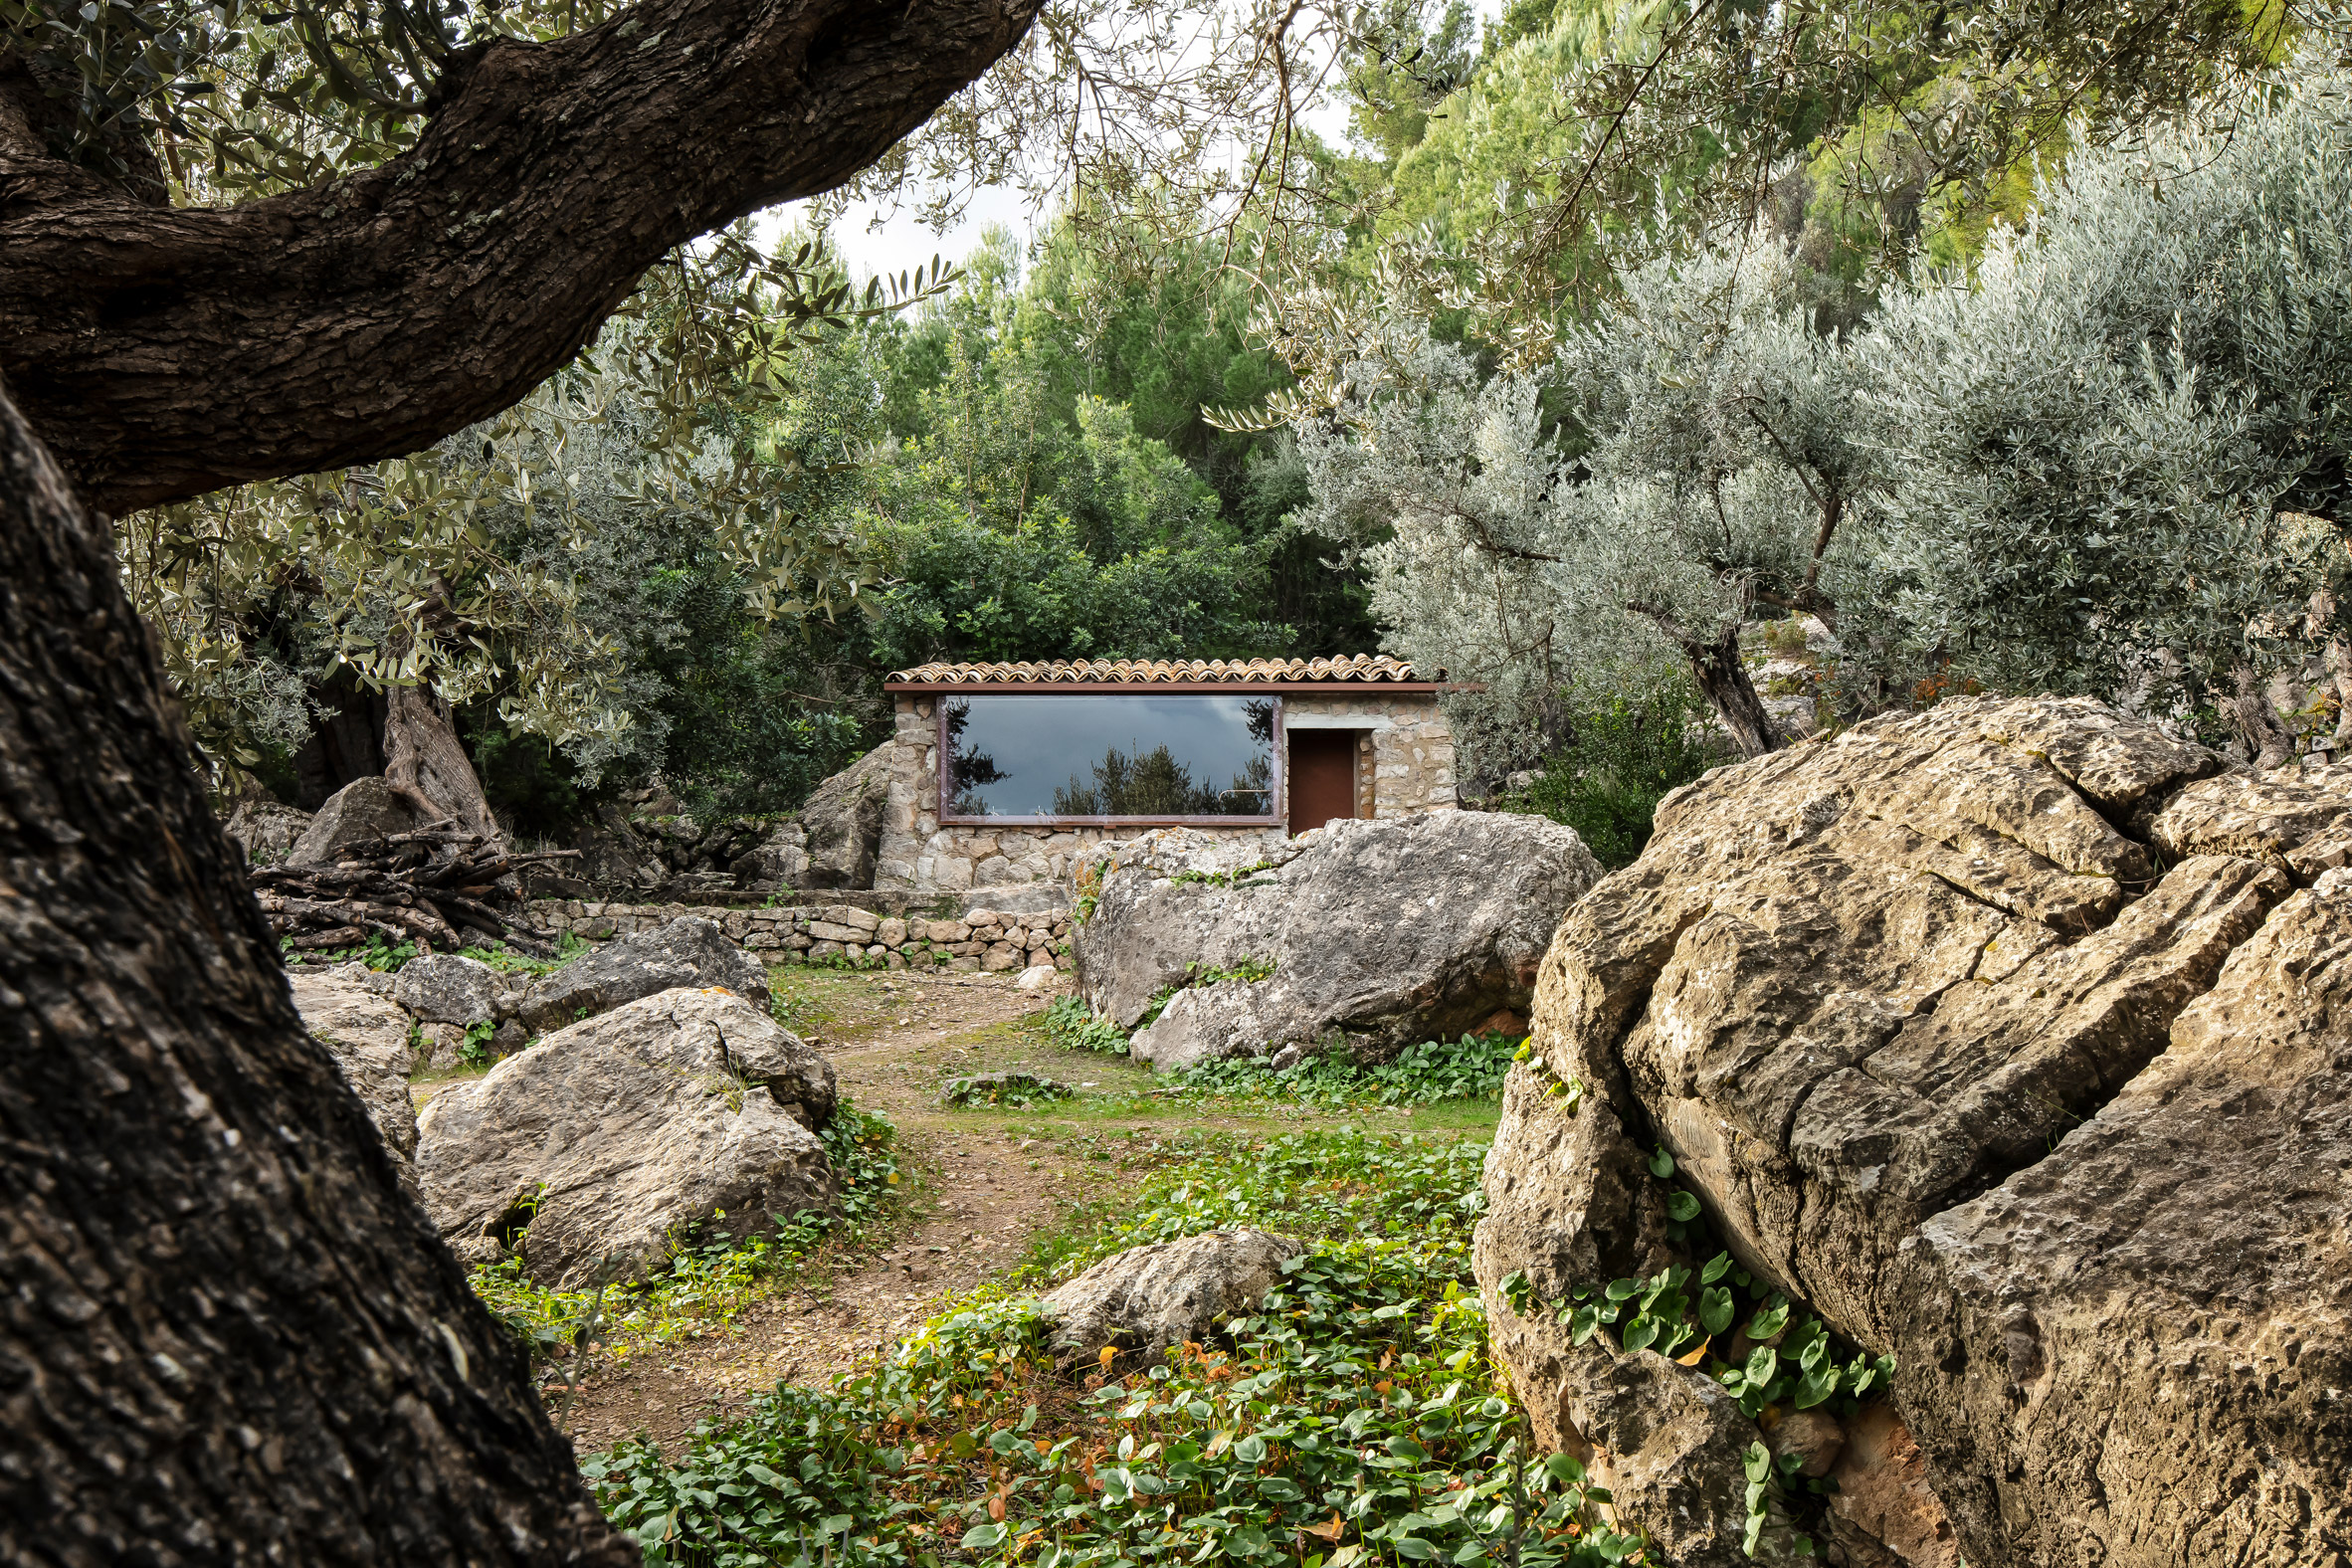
xmin=0 ymin=378 xmax=633 ymax=1563
xmin=385 ymin=685 xmax=501 ymax=837
xmin=1634 ymin=606 xmax=1784 ymax=760
xmin=0 ymin=0 xmax=1043 ymax=515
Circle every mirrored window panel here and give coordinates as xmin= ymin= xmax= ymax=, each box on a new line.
xmin=942 ymin=694 xmax=1276 ymax=820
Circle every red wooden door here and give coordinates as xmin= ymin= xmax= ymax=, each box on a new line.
xmin=1287 ymin=729 xmax=1357 ymax=833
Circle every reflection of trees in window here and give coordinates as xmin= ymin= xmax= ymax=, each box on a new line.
xmin=1244 ymin=699 xmax=1274 ymax=747
xmin=1052 ymin=742 xmax=1270 ymax=817
xmin=943 ymin=698 xmax=1008 ymax=817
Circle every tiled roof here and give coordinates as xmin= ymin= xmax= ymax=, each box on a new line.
xmin=885 ymin=655 xmax=1440 ymax=686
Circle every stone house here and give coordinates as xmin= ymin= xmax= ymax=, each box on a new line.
xmin=875 ymin=656 xmax=1461 ymax=892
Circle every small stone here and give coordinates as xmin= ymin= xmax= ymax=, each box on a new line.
xmin=1763 ymin=1408 xmax=1845 ymax=1479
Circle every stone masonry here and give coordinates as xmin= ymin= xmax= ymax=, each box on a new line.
xmin=874 ymin=691 xmax=1458 ymax=893
xmin=527 ymin=898 xmax=1074 ymax=973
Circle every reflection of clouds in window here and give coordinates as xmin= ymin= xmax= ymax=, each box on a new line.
xmin=943 ymin=695 xmax=1276 ymax=819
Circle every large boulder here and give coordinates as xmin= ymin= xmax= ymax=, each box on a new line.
xmin=286 ymin=776 xmax=424 ymax=866
xmin=513 ymin=915 xmax=767 ymax=1034
xmin=414 ymin=988 xmax=838 ymax=1288
xmin=799 ymin=744 xmax=890 ymax=888
xmin=288 ymin=969 xmax=421 ymax=1183
xmin=730 ymin=819 xmax=811 ymax=889
xmin=1074 ymin=811 xmax=1601 ymax=1070
xmin=1473 ymin=696 xmax=2352 ymax=1568
xmin=1039 ymin=1229 xmax=1303 ymax=1369
xmin=391 ymin=951 xmax=504 ymax=1027
xmin=223 ymin=793 xmax=313 ymax=867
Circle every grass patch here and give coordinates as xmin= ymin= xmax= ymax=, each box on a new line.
xmin=582 ymin=1126 xmax=1653 ymax=1568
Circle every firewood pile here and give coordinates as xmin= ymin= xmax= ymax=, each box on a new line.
xmin=252 ymin=825 xmax=579 ymax=956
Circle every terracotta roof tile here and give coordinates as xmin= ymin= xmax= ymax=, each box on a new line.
xmin=884 ymin=655 xmax=1440 ymax=686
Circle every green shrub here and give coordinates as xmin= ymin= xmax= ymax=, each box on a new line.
xmin=1163 ymin=1032 xmax=1520 ymax=1108
xmin=1502 ymin=682 xmax=1720 ymax=869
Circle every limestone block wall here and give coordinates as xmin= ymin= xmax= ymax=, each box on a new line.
xmin=527 ymin=898 xmax=1074 ymax=973
xmin=1278 ymin=693 xmax=1458 ymax=819
xmin=874 ymin=690 xmax=1459 ymax=892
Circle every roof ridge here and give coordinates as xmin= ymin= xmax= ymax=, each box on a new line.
xmin=883 ymin=654 xmax=1440 ymax=685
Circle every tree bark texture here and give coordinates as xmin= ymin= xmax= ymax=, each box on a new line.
xmin=2229 ymin=661 xmax=2298 ymax=769
xmin=0 ymin=0 xmax=1043 ymax=515
xmin=384 ymin=686 xmax=499 ymax=837
xmin=1638 ymin=608 xmax=1783 ymax=759
xmin=0 ymin=377 xmax=634 ymax=1565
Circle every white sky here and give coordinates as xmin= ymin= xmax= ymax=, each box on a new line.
xmin=755 ymin=0 xmax=1504 ymax=282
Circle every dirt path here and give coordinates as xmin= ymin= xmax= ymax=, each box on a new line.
xmin=561 ymin=968 xmax=1108 ymax=1454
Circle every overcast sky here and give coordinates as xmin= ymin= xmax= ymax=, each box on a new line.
xmin=756 ymin=0 xmax=1505 ymax=281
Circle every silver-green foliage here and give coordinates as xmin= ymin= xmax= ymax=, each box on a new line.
xmin=1291 ymin=241 xmax=1871 ymax=761
xmin=1859 ymin=62 xmax=2352 ymax=708
xmin=1295 ymin=61 xmax=2352 ymax=757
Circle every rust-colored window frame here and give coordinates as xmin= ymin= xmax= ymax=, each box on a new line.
xmin=934 ymin=691 xmax=1287 ymax=829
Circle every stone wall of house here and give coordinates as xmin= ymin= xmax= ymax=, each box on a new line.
xmin=1277 ymin=692 xmax=1459 ymax=819
xmin=873 ymin=690 xmax=1458 ymax=893
xmin=527 ymin=897 xmax=1073 ymax=972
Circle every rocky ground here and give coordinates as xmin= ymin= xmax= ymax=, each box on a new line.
xmin=549 ymin=965 xmax=1461 ymax=1455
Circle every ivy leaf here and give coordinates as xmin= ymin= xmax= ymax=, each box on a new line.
xmin=1701 ymin=1252 xmax=1732 ymax=1284
xmin=1622 ymin=1314 xmax=1660 ymax=1353
xmin=1793 ymin=1367 xmax=1837 ymax=1409
xmin=1745 ymin=1345 xmax=1779 ymax=1386
xmin=1699 ymin=1285 xmax=1736 ymax=1336
xmin=1666 ymin=1190 xmax=1701 ymax=1222
xmin=1648 ymin=1147 xmax=1676 ymax=1178
xmin=1569 ymin=1303 xmax=1603 ymax=1345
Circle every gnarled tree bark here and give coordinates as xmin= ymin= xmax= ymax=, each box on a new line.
xmin=0 ymin=376 xmax=633 ymax=1561
xmin=385 ymin=685 xmax=500 ymax=837
xmin=0 ymin=0 xmax=1044 ymax=514
xmin=1632 ymin=604 xmax=1784 ymax=759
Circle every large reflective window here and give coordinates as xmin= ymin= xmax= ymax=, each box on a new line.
xmin=942 ymin=694 xmax=1276 ymax=820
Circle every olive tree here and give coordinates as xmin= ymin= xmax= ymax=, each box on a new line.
xmin=1292 ymin=242 xmax=1876 ymax=763
xmin=1859 ymin=59 xmax=2352 ymax=759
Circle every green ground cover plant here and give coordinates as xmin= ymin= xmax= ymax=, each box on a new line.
xmin=583 ymin=1127 xmax=1654 ymax=1568
xmin=943 ymin=1074 xmax=1075 ymax=1109
xmin=1038 ymin=995 xmax=1134 ymax=1058
xmin=285 ymin=929 xmax=590 ymax=974
xmin=1496 ymin=1147 xmax=1896 ymax=1555
xmin=1158 ymin=1035 xmax=1518 ymax=1110
xmin=1037 ymin=1000 xmax=1518 ymax=1111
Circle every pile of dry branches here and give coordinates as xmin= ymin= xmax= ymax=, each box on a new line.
xmin=253 ymin=825 xmax=577 ymax=956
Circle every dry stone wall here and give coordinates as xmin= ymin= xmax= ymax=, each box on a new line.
xmin=528 ymin=897 xmax=1073 ymax=972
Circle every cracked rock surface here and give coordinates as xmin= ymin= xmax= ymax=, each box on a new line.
xmin=1075 ymin=811 xmax=1601 ymax=1070
xmin=416 ymin=987 xmax=838 ymax=1289
xmin=1475 ymin=696 xmax=2352 ymax=1568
